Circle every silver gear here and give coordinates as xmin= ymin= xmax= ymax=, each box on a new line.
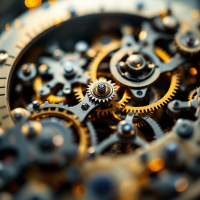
xmin=86 ymin=79 xmax=117 ymax=103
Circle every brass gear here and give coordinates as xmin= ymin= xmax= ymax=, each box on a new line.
xmin=154 ymin=46 xmax=172 ymax=62
xmin=28 ymin=104 xmax=89 ymax=162
xmin=104 ymin=87 xmax=160 ymax=127
xmin=33 ymin=76 xmax=66 ymax=104
xmin=87 ymin=41 xmax=122 ymax=80
xmin=73 ymin=72 xmax=131 ymax=116
xmin=174 ymin=30 xmax=200 ymax=55
xmin=122 ymin=71 xmax=180 ymax=113
xmin=188 ymin=87 xmax=200 ymax=101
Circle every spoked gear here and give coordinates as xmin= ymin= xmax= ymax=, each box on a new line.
xmin=188 ymin=87 xmax=200 ymax=101
xmin=87 ymin=79 xmax=117 ymax=103
xmin=28 ymin=101 xmax=97 ymax=161
xmin=37 ymin=42 xmax=90 ymax=97
xmin=174 ymin=30 xmax=200 ymax=55
xmin=94 ymin=112 xmax=163 ymax=156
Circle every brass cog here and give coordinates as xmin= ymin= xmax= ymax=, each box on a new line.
xmin=174 ymin=30 xmax=200 ymax=55
xmin=73 ymin=71 xmax=131 ymax=116
xmin=154 ymin=46 xmax=172 ymax=62
xmin=122 ymin=71 xmax=180 ymax=113
xmin=188 ymin=87 xmax=200 ymax=101
xmin=33 ymin=76 xmax=66 ymax=104
xmin=87 ymin=41 xmax=122 ymax=80
xmin=29 ymin=106 xmax=89 ymax=162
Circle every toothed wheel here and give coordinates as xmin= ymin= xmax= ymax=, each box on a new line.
xmin=188 ymin=87 xmax=200 ymax=101
xmin=27 ymin=101 xmax=97 ymax=161
xmin=87 ymin=79 xmax=117 ymax=103
xmin=174 ymin=30 xmax=200 ymax=55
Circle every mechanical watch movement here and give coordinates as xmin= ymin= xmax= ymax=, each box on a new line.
xmin=0 ymin=0 xmax=200 ymax=200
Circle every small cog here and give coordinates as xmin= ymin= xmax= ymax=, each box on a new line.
xmin=188 ymin=87 xmax=200 ymax=101
xmin=174 ymin=30 xmax=200 ymax=55
xmin=87 ymin=79 xmax=117 ymax=103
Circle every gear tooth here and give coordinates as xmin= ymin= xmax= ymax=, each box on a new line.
xmin=44 ymin=101 xmax=49 ymax=105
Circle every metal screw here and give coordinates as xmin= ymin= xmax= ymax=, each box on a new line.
xmin=137 ymin=91 xmax=143 ymax=96
xmin=81 ymin=103 xmax=89 ymax=110
xmin=172 ymin=100 xmax=180 ymax=109
xmin=97 ymin=83 xmax=106 ymax=93
xmin=176 ymin=120 xmax=194 ymax=139
xmin=64 ymin=62 xmax=74 ymax=74
xmin=164 ymin=141 xmax=179 ymax=157
xmin=118 ymin=121 xmax=136 ymax=137
xmin=14 ymin=112 xmax=22 ymax=120
xmin=0 ymin=51 xmax=8 ymax=64
xmin=32 ymin=101 xmax=40 ymax=108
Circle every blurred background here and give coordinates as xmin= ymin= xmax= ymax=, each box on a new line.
xmin=0 ymin=0 xmax=200 ymax=34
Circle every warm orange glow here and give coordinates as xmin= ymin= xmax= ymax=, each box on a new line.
xmin=39 ymin=64 xmax=48 ymax=71
xmin=54 ymin=49 xmax=61 ymax=56
xmin=48 ymin=0 xmax=57 ymax=4
xmin=53 ymin=135 xmax=64 ymax=146
xmin=181 ymin=23 xmax=189 ymax=31
xmin=25 ymin=0 xmax=42 ymax=8
xmin=123 ymin=27 xmax=132 ymax=34
xmin=190 ymin=67 xmax=197 ymax=75
xmin=5 ymin=23 xmax=9 ymax=30
xmin=175 ymin=178 xmax=188 ymax=192
xmin=191 ymin=9 xmax=199 ymax=19
xmin=14 ymin=19 xmax=22 ymax=28
xmin=72 ymin=184 xmax=86 ymax=197
xmin=55 ymin=17 xmax=61 ymax=27
xmin=149 ymin=158 xmax=165 ymax=172
xmin=87 ymin=48 xmax=96 ymax=58
xmin=139 ymin=31 xmax=147 ymax=40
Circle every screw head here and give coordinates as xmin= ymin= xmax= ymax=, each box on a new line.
xmin=164 ymin=141 xmax=179 ymax=157
xmin=21 ymin=64 xmax=31 ymax=76
xmin=32 ymin=101 xmax=40 ymax=108
xmin=0 ymin=51 xmax=8 ymax=64
xmin=172 ymin=100 xmax=180 ymax=109
xmin=97 ymin=83 xmax=106 ymax=93
xmin=129 ymin=55 xmax=143 ymax=68
xmin=64 ymin=62 xmax=74 ymax=74
xmin=81 ymin=103 xmax=89 ymax=110
xmin=176 ymin=120 xmax=194 ymax=139
xmin=118 ymin=121 xmax=136 ymax=137
xmin=14 ymin=112 xmax=22 ymax=120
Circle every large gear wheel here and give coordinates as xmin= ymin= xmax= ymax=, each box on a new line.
xmin=28 ymin=101 xmax=97 ymax=162
xmin=122 ymin=71 xmax=180 ymax=113
xmin=174 ymin=30 xmax=200 ymax=55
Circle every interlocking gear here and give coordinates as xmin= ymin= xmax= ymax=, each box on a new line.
xmin=174 ymin=30 xmax=200 ymax=55
xmin=87 ymin=79 xmax=117 ymax=103
xmin=188 ymin=87 xmax=200 ymax=101
xmin=28 ymin=101 xmax=97 ymax=161
xmin=73 ymin=71 xmax=131 ymax=116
